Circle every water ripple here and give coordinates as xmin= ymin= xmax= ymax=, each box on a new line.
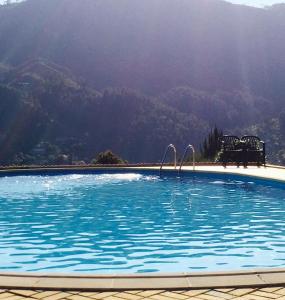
xmin=0 ymin=172 xmax=285 ymax=273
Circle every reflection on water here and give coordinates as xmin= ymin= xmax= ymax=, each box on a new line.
xmin=0 ymin=172 xmax=284 ymax=273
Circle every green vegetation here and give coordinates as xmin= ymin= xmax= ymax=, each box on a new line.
xmin=200 ymin=127 xmax=223 ymax=161
xmin=0 ymin=61 xmax=209 ymax=164
xmin=93 ymin=150 xmax=125 ymax=165
xmin=0 ymin=0 xmax=285 ymax=165
xmin=0 ymin=60 xmax=283 ymax=165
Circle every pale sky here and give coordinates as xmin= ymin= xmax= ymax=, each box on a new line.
xmin=0 ymin=0 xmax=285 ymax=7
xmin=228 ymin=0 xmax=285 ymax=6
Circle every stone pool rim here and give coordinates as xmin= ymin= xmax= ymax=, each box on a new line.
xmin=1 ymin=164 xmax=285 ymax=290
xmin=1 ymin=268 xmax=285 ymax=290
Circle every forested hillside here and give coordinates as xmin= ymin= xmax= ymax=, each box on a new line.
xmin=0 ymin=0 xmax=285 ymax=164
xmin=0 ymin=60 xmax=209 ymax=164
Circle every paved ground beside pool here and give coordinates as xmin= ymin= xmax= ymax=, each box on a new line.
xmin=142 ymin=164 xmax=285 ymax=183
xmin=3 ymin=287 xmax=285 ymax=300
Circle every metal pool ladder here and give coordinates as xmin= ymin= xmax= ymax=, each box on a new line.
xmin=179 ymin=144 xmax=195 ymax=172
xmin=160 ymin=144 xmax=177 ymax=172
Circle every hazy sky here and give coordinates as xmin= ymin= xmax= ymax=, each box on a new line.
xmin=228 ymin=0 xmax=285 ymax=6
xmin=0 ymin=0 xmax=285 ymax=7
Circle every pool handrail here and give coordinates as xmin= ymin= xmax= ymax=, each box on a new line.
xmin=179 ymin=144 xmax=195 ymax=172
xmin=160 ymin=144 xmax=177 ymax=172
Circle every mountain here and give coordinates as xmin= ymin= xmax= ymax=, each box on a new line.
xmin=0 ymin=60 xmax=209 ymax=164
xmin=0 ymin=0 xmax=285 ymax=164
xmin=0 ymin=0 xmax=285 ymax=100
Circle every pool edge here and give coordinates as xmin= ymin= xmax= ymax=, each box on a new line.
xmin=1 ymin=268 xmax=285 ymax=290
xmin=1 ymin=164 xmax=285 ymax=183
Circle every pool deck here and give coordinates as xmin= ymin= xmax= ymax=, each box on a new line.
xmin=137 ymin=164 xmax=285 ymax=183
xmin=2 ymin=286 xmax=285 ymax=300
xmin=1 ymin=163 xmax=285 ymax=182
xmin=1 ymin=164 xmax=285 ymax=298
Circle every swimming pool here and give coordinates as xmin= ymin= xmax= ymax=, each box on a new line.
xmin=0 ymin=169 xmax=285 ymax=274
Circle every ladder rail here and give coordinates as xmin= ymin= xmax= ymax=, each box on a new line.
xmin=160 ymin=144 xmax=177 ymax=171
xmin=179 ymin=144 xmax=195 ymax=172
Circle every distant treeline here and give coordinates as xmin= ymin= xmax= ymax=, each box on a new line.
xmin=0 ymin=60 xmax=283 ymax=165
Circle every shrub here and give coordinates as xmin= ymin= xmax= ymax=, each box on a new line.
xmin=92 ymin=150 xmax=125 ymax=164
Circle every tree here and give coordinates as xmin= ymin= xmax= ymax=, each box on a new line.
xmin=279 ymin=110 xmax=285 ymax=135
xmin=200 ymin=126 xmax=223 ymax=160
xmin=92 ymin=150 xmax=125 ymax=165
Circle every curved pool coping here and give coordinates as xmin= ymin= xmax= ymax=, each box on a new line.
xmin=1 ymin=164 xmax=285 ymax=290
xmin=1 ymin=268 xmax=285 ymax=290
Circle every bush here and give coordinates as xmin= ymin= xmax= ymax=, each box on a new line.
xmin=92 ymin=150 xmax=125 ymax=164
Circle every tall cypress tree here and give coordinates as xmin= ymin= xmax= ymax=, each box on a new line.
xmin=201 ymin=126 xmax=223 ymax=160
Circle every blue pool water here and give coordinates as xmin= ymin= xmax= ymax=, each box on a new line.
xmin=0 ymin=170 xmax=285 ymax=273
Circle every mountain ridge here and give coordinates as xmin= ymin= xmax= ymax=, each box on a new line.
xmin=0 ymin=0 xmax=285 ymax=98
xmin=1 ymin=0 xmax=285 ymax=163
